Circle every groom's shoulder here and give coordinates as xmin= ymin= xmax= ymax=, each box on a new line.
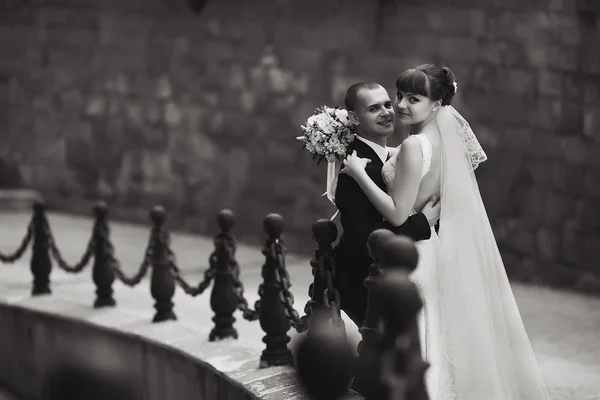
xmin=349 ymin=138 xmax=367 ymax=155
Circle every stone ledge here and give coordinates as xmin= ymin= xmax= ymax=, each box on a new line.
xmin=0 ymin=300 xmax=361 ymax=400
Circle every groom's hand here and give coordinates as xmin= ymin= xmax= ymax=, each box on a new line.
xmin=421 ymin=196 xmax=441 ymax=226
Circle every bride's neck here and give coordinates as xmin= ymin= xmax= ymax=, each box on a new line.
xmin=410 ymin=112 xmax=437 ymax=135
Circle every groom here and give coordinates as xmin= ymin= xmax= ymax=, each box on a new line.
xmin=334 ymin=82 xmax=440 ymax=327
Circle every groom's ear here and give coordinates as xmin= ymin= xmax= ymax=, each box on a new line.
xmin=348 ymin=111 xmax=359 ymax=125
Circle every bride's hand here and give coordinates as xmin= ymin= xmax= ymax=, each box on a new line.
xmin=340 ymin=150 xmax=370 ymax=178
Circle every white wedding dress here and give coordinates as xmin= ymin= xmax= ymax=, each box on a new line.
xmin=380 ymin=107 xmax=550 ymax=400
xmin=382 ymin=134 xmax=447 ymax=398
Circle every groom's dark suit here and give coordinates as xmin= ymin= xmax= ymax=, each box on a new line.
xmin=334 ymin=138 xmax=431 ymax=326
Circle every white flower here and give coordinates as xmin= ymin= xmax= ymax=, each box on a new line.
xmin=298 ymin=106 xmax=355 ymax=164
xmin=452 ymin=81 xmax=458 ymax=93
xmin=335 ymin=109 xmax=349 ymax=123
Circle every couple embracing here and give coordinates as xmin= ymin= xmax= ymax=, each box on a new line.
xmin=329 ymin=64 xmax=550 ymax=399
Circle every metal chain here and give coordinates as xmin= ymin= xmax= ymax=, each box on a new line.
xmin=320 ymin=252 xmax=343 ymax=325
xmin=272 ymin=240 xmax=308 ymax=332
xmin=44 ymin=219 xmax=95 ymax=274
xmin=109 ymin=225 xmax=153 ymax=287
xmin=231 ymin=258 xmax=260 ymax=321
xmin=170 ymin=250 xmax=217 ymax=297
xmin=0 ymin=222 xmax=33 ymax=263
xmin=223 ymin=236 xmax=260 ymax=321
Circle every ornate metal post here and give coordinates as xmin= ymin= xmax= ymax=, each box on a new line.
xmin=149 ymin=206 xmax=177 ymax=323
xmin=92 ymin=202 xmax=116 ymax=308
xmin=375 ymin=235 xmax=428 ymax=400
xmin=30 ymin=200 xmax=52 ymax=296
xmin=374 ymin=269 xmax=429 ymax=400
xmin=353 ymin=228 xmax=396 ymax=399
xmin=258 ymin=213 xmax=294 ymax=368
xmin=295 ymin=313 xmax=356 ymax=400
xmin=306 ymin=219 xmax=338 ymax=337
xmin=209 ymin=209 xmax=239 ymax=341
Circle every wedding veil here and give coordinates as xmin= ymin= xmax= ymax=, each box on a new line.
xmin=435 ymin=106 xmax=549 ymax=399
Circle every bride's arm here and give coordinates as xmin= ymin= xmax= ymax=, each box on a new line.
xmin=347 ymin=136 xmax=423 ymax=227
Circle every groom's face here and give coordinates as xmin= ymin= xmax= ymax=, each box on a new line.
xmin=349 ymin=87 xmax=395 ymax=138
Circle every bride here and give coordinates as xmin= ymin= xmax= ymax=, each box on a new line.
xmin=340 ymin=64 xmax=549 ymax=399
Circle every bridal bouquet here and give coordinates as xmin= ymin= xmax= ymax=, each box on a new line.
xmin=296 ymin=105 xmax=355 ymax=165
xmin=297 ymin=105 xmax=355 ymax=213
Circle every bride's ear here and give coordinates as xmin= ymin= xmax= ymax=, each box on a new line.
xmin=349 ymin=111 xmax=359 ymax=125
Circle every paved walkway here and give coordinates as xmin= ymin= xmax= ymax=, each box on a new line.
xmin=0 ymin=210 xmax=599 ymax=399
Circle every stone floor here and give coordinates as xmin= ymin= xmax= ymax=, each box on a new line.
xmin=0 ymin=210 xmax=600 ymax=399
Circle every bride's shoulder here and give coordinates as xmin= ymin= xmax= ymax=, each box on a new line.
xmin=401 ymin=134 xmax=422 ymax=151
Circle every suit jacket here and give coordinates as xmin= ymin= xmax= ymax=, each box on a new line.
xmin=334 ymin=138 xmax=431 ymax=285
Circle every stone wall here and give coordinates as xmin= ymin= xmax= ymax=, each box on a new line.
xmin=0 ymin=0 xmax=599 ymax=292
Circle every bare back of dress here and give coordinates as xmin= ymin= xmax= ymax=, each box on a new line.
xmin=381 ymin=133 xmax=436 ymax=204
xmin=381 ymin=133 xmax=449 ymax=398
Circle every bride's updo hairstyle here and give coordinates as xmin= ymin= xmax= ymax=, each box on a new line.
xmin=396 ymin=64 xmax=457 ymax=106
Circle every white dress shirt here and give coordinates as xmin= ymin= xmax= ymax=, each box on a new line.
xmin=355 ymin=135 xmax=391 ymax=163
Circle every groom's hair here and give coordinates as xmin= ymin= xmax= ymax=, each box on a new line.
xmin=344 ymin=82 xmax=383 ymax=112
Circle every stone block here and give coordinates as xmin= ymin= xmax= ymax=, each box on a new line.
xmin=562 ymin=73 xmax=584 ymax=101
xmin=526 ymin=45 xmax=550 ymax=69
xmin=580 ymin=235 xmax=600 ymax=272
xmin=227 ymin=64 xmax=246 ymax=89
xmin=535 ymin=227 xmax=560 ymax=262
xmin=543 ymin=191 xmax=574 ymax=226
xmin=513 ymin=224 xmax=538 ymax=257
xmin=499 ymin=128 xmax=533 ymax=151
xmin=202 ymin=40 xmax=236 ymax=62
xmin=547 ymin=14 xmax=581 ymax=46
xmin=523 ymin=157 xmax=552 ymax=188
xmin=537 ymin=70 xmax=562 ymax=98
xmin=580 ymin=198 xmax=600 ymax=230
xmin=490 ymin=11 xmax=516 ymax=38
xmin=548 ymin=44 xmax=579 ymax=72
xmin=279 ymin=48 xmax=323 ymax=74
xmin=586 ymin=143 xmax=600 ymax=167
xmin=561 ymin=219 xmax=582 ymax=264
xmin=164 ymin=102 xmax=183 ymax=127
xmin=155 ymin=77 xmax=172 ymax=99
xmin=560 ymin=101 xmax=583 ymax=133
xmin=561 ymin=136 xmax=589 ymax=165
xmin=547 ymin=0 xmax=571 ymax=11
xmin=582 ymin=44 xmax=600 ymax=74
xmin=84 ymin=96 xmax=106 ymax=117
xmin=519 ymin=257 xmax=543 ymax=284
xmin=426 ymin=8 xmax=473 ymax=35
xmin=583 ymin=75 xmax=600 ymax=105
xmin=533 ymin=97 xmax=562 ymax=130
xmin=527 ymin=132 xmax=561 ymax=158
xmin=489 ymin=93 xmax=530 ymax=126
xmin=583 ymin=105 xmax=600 ymax=143
xmin=583 ymin=168 xmax=600 ymax=199
xmin=563 ymin=164 xmax=585 ymax=196
xmin=504 ymin=68 xmax=536 ymax=94
xmin=438 ymin=37 xmax=480 ymax=63
xmin=517 ymin=185 xmax=547 ymax=225
xmin=274 ymin=23 xmax=369 ymax=53
xmin=469 ymin=9 xmax=488 ymax=37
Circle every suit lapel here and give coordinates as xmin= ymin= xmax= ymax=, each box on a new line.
xmin=351 ymin=139 xmax=383 ymax=168
xmin=349 ymin=139 xmax=386 ymax=190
